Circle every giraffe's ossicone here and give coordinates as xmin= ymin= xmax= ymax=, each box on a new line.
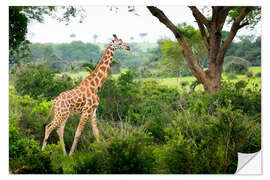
xmin=42 ymin=34 xmax=130 ymax=156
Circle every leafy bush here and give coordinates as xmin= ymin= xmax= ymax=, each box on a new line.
xmin=181 ymin=81 xmax=189 ymax=87
xmin=99 ymin=72 xmax=180 ymax=142
xmin=226 ymin=73 xmax=237 ymax=80
xmin=154 ymin=105 xmax=260 ymax=174
xmin=246 ymin=71 xmax=253 ymax=78
xmin=14 ymin=63 xmax=74 ymax=100
xmin=224 ymin=57 xmax=250 ymax=74
xmin=67 ymin=122 xmax=154 ymax=174
xmin=9 ymin=112 xmax=59 ymax=174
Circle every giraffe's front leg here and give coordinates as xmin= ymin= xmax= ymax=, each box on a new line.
xmin=69 ymin=112 xmax=89 ymax=156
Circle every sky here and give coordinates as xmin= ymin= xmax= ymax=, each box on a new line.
xmin=27 ymin=6 xmax=261 ymax=44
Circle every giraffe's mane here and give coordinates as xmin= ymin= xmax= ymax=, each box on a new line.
xmin=81 ymin=46 xmax=112 ymax=84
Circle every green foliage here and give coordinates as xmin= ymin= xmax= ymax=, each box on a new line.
xmin=227 ymin=7 xmax=261 ymax=29
xmin=158 ymin=23 xmax=207 ymax=79
xmin=9 ymin=6 xmax=85 ymax=65
xmin=226 ymin=73 xmax=237 ymax=80
xmin=14 ymin=63 xmax=74 ymax=100
xmin=246 ymin=71 xmax=253 ymax=78
xmin=81 ymin=58 xmax=98 ymax=73
xmin=9 ymin=68 xmax=261 ymax=174
xmin=154 ymin=105 xmax=260 ymax=174
xmin=99 ymin=71 xmax=181 ymax=142
xmin=56 ymin=41 xmax=101 ymax=62
xmin=181 ymin=81 xmax=189 ymax=87
xmin=9 ymin=138 xmax=56 ymax=174
xmin=152 ymin=80 xmax=261 ymax=173
xmin=255 ymin=72 xmax=261 ymax=77
xmin=226 ymin=36 xmax=261 ymax=66
xmin=9 ymin=107 xmax=59 ymax=173
xmin=51 ymin=122 xmax=154 ymax=174
xmin=224 ymin=57 xmax=250 ymax=74
xmin=94 ymin=123 xmax=154 ymax=174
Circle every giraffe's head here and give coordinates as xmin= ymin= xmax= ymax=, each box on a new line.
xmin=110 ymin=34 xmax=131 ymax=51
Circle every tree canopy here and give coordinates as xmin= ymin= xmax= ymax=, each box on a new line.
xmin=9 ymin=6 xmax=86 ymax=65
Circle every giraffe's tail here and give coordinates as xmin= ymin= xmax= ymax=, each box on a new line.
xmin=43 ymin=102 xmax=54 ymax=129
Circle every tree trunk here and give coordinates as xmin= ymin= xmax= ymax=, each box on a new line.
xmin=147 ymin=6 xmax=252 ymax=94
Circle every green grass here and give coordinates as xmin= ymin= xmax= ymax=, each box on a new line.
xmin=62 ymin=71 xmax=90 ymax=80
xmin=249 ymin=66 xmax=261 ymax=74
xmin=61 ymin=71 xmax=122 ymax=80
xmin=142 ymin=66 xmax=261 ymax=91
xmin=60 ymin=66 xmax=261 ymax=91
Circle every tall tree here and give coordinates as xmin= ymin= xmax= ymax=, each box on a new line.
xmin=147 ymin=6 xmax=261 ymax=93
xmin=159 ymin=23 xmax=207 ymax=85
xmin=9 ymin=6 xmax=86 ymax=65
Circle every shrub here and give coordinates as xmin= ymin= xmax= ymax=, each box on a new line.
xmin=224 ymin=57 xmax=250 ymax=74
xmin=255 ymin=72 xmax=261 ymax=77
xmin=14 ymin=63 xmax=74 ymax=100
xmin=246 ymin=71 xmax=253 ymax=78
xmin=181 ymin=81 xmax=189 ymax=87
xmin=66 ymin=152 xmax=105 ymax=174
xmin=226 ymin=73 xmax=237 ymax=80
xmin=70 ymin=122 xmax=155 ymax=174
xmin=9 ymin=116 xmax=58 ymax=174
xmin=154 ymin=105 xmax=261 ymax=174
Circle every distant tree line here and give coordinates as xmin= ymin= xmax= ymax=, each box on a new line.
xmin=226 ymin=35 xmax=261 ymax=66
xmin=24 ymin=41 xmax=154 ymax=72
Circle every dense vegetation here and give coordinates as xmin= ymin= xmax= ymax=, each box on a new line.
xmin=9 ymin=66 xmax=261 ymax=173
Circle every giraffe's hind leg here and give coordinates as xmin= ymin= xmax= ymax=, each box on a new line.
xmin=42 ymin=109 xmax=69 ymax=152
xmin=42 ymin=121 xmax=56 ymax=151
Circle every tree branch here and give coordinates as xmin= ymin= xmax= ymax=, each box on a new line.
xmin=196 ymin=21 xmax=210 ymax=51
xmin=188 ymin=6 xmax=210 ymax=28
xmin=147 ymin=6 xmax=207 ymax=83
xmin=217 ymin=7 xmax=234 ymax=31
xmin=238 ymin=21 xmax=249 ymax=29
xmin=217 ymin=7 xmax=252 ymax=64
xmin=188 ymin=6 xmax=210 ymax=50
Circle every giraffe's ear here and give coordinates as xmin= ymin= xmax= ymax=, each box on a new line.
xmin=113 ymin=34 xmax=118 ymax=40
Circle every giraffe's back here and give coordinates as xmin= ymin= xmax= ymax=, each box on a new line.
xmin=53 ymin=86 xmax=98 ymax=114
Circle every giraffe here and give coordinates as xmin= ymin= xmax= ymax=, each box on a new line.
xmin=41 ymin=34 xmax=130 ymax=156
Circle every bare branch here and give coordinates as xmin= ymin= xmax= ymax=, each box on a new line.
xmin=188 ymin=6 xmax=210 ymax=50
xmin=196 ymin=20 xmax=210 ymax=51
xmin=188 ymin=6 xmax=210 ymax=28
xmin=238 ymin=21 xmax=249 ymax=29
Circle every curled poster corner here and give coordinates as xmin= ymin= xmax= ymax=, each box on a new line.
xmin=235 ymin=151 xmax=262 ymax=175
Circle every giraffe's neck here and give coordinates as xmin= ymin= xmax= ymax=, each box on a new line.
xmin=80 ymin=45 xmax=114 ymax=91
